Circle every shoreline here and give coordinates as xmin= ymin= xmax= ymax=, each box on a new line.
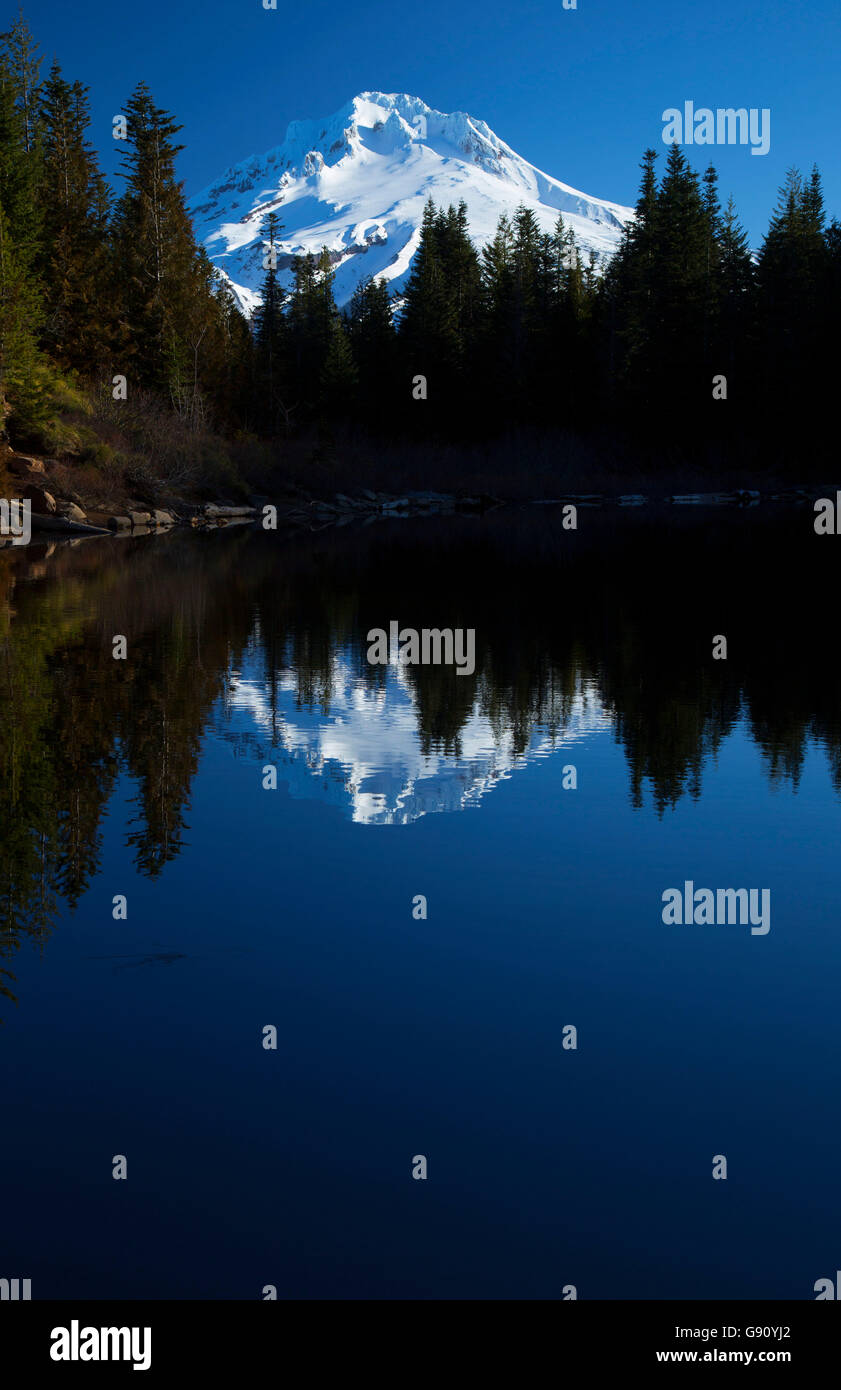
xmin=2 ymin=447 xmax=835 ymax=549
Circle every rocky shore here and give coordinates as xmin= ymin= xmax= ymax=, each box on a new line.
xmin=0 ymin=447 xmax=830 ymax=547
xmin=1 ymin=449 xmax=509 ymax=540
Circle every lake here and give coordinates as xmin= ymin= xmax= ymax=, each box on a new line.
xmin=1 ymin=507 xmax=840 ymax=1299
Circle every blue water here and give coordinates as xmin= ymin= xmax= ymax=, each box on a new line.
xmin=1 ymin=514 xmax=839 ymax=1299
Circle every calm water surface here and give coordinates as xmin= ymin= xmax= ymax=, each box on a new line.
xmin=1 ymin=509 xmax=840 ymax=1298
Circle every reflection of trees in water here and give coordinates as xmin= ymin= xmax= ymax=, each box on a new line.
xmin=0 ymin=531 xmax=260 ymax=1004
xmin=0 ymin=510 xmax=838 ymax=998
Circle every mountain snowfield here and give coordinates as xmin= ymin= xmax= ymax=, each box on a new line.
xmin=188 ymin=91 xmax=634 ymax=315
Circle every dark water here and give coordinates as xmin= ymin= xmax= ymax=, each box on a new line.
xmin=1 ymin=509 xmax=840 ymax=1299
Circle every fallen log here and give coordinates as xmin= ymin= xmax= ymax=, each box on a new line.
xmin=201 ymin=503 xmax=256 ymax=519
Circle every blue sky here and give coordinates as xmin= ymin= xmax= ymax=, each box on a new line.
xmin=20 ymin=0 xmax=841 ymax=245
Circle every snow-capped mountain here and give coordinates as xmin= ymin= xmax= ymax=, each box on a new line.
xmin=188 ymin=91 xmax=633 ymax=315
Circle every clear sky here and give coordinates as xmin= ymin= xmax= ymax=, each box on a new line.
xmin=19 ymin=0 xmax=841 ymax=246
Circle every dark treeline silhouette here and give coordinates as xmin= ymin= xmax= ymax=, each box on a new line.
xmin=0 ymin=13 xmax=838 ymax=485
xmin=3 ymin=506 xmax=841 ymax=1003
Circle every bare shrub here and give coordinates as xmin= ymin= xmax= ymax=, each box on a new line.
xmin=89 ymin=381 xmax=237 ymax=498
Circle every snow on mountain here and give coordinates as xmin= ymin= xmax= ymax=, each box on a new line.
xmin=188 ymin=91 xmax=633 ymax=316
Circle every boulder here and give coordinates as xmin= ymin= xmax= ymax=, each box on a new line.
xmin=22 ymin=483 xmax=57 ymax=515
xmin=7 ymin=454 xmax=45 ymax=476
xmin=57 ymin=501 xmax=87 ymax=524
xmin=129 ymin=511 xmax=152 ymax=528
xmin=106 ymin=515 xmax=133 ymax=531
xmin=85 ymin=511 xmax=121 ymax=530
xmin=152 ymin=509 xmax=176 ymax=527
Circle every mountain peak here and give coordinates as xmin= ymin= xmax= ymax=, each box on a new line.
xmin=188 ymin=93 xmax=633 ymax=316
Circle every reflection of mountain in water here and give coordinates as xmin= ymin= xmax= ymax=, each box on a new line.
xmin=4 ymin=508 xmax=841 ymax=1003
xmin=225 ymin=651 xmax=612 ymax=824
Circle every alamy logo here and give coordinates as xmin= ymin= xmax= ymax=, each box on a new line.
xmin=0 ymin=498 xmax=32 ymax=546
xmin=367 ymin=621 xmax=476 ymax=676
xmin=814 ymin=1270 xmax=841 ymax=1299
xmin=50 ymin=1321 xmax=151 ymax=1372
xmin=661 ymin=881 xmax=770 ymax=935
xmin=814 ymin=495 xmax=841 ymax=533
xmin=662 ymin=102 xmax=771 ymax=156
xmin=0 ymin=1277 xmax=31 ymax=1299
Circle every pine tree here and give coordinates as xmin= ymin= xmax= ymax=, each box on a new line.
xmin=755 ymin=166 xmax=828 ymax=419
xmin=626 ymin=147 xmax=660 ymax=346
xmin=717 ymin=195 xmax=753 ymax=384
xmin=252 ymin=210 xmax=289 ymax=431
xmin=509 ymin=204 xmax=543 ymax=404
xmin=320 ymin=312 xmax=357 ymax=419
xmin=215 ymin=270 xmax=253 ymax=430
xmin=655 ymin=145 xmax=709 ymax=383
xmin=0 ymin=42 xmax=40 ymax=268
xmin=757 ymin=166 xmax=805 ymax=333
xmin=38 ymin=63 xmax=110 ymax=370
xmin=701 ymin=165 xmax=722 ymax=363
xmin=478 ymin=211 xmax=514 ymax=409
xmin=535 ymin=214 xmax=592 ymax=422
xmin=1 ymin=10 xmax=41 ymax=154
xmin=346 ymin=274 xmax=396 ymax=425
xmin=601 ymin=148 xmax=659 ymax=415
xmin=110 ymin=82 xmax=191 ymax=390
xmin=437 ymin=200 xmax=482 ymax=360
xmin=401 ymin=198 xmax=458 ymax=374
xmin=287 ymin=247 xmax=338 ymax=418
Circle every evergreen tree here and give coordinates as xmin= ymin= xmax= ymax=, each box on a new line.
xmin=346 ymin=274 xmax=396 ymax=425
xmin=478 ymin=211 xmax=514 ymax=415
xmin=509 ymin=204 xmax=543 ymax=405
xmin=700 ymin=165 xmax=722 ymax=362
xmin=716 ymin=195 xmax=753 ymax=387
xmin=320 ymin=312 xmax=357 ymax=419
xmin=252 ymin=210 xmax=289 ymax=431
xmin=287 ymin=247 xmax=338 ymax=418
xmin=437 ymin=200 xmax=482 ymax=361
xmin=38 ymin=63 xmax=110 ymax=370
xmin=654 ymin=144 xmax=709 ymax=396
xmin=0 ymin=41 xmax=40 ymax=268
xmin=110 ymin=82 xmax=191 ymax=390
xmin=401 ymin=198 xmax=459 ymax=392
xmin=2 ymin=10 xmax=41 ymax=154
xmin=603 ymin=148 xmax=659 ymax=414
xmin=756 ymin=166 xmax=829 ymax=423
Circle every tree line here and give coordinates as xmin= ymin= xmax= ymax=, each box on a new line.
xmin=1 ymin=12 xmax=838 ymax=474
